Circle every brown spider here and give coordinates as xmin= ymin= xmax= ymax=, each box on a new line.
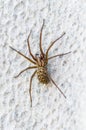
xmin=10 ymin=20 xmax=71 ymax=107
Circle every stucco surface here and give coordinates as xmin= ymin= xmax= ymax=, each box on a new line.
xmin=0 ymin=0 xmax=86 ymax=130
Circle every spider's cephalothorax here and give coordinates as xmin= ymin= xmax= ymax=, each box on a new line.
xmin=35 ymin=53 xmax=48 ymax=67
xmin=10 ymin=20 xmax=71 ymax=107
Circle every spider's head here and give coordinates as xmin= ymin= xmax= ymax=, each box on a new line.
xmin=35 ymin=53 xmax=47 ymax=66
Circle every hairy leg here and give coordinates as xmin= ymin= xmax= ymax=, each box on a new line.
xmin=14 ymin=66 xmax=37 ymax=78
xmin=46 ymin=32 xmax=65 ymax=59
xmin=27 ymin=31 xmax=36 ymax=61
xmin=29 ymin=70 xmax=37 ymax=107
xmin=40 ymin=19 xmax=45 ymax=55
xmin=48 ymin=51 xmax=71 ymax=60
xmin=9 ymin=46 xmax=36 ymax=64
xmin=48 ymin=75 xmax=66 ymax=98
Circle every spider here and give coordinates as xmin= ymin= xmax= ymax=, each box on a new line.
xmin=10 ymin=20 xmax=71 ymax=107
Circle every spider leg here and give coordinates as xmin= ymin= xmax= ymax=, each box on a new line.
xmin=9 ymin=46 xmax=36 ymax=64
xmin=48 ymin=51 xmax=71 ymax=60
xmin=29 ymin=70 xmax=37 ymax=107
xmin=46 ymin=32 xmax=66 ymax=59
xmin=14 ymin=66 xmax=37 ymax=78
xmin=27 ymin=31 xmax=36 ymax=61
xmin=48 ymin=75 xmax=66 ymax=98
xmin=39 ymin=19 xmax=45 ymax=55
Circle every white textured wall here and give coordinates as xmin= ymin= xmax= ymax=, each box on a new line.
xmin=0 ymin=0 xmax=86 ymax=130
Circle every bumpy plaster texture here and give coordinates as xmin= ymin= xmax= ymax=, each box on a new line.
xmin=0 ymin=0 xmax=86 ymax=130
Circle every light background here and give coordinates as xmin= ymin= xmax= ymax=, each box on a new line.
xmin=0 ymin=0 xmax=86 ymax=130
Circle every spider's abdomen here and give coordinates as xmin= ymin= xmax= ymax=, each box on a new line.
xmin=37 ymin=67 xmax=49 ymax=84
